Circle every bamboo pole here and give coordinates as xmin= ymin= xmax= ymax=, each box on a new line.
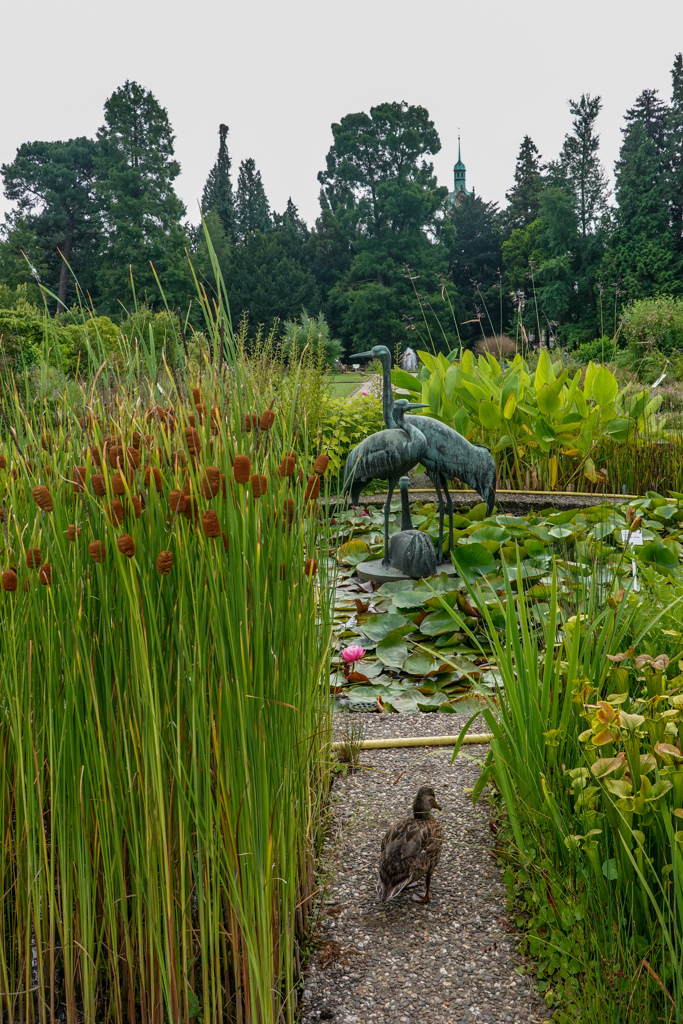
xmin=332 ymin=733 xmax=492 ymax=751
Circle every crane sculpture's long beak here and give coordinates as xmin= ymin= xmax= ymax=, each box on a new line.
xmin=407 ymin=403 xmax=429 ymax=411
xmin=349 ymin=351 xmax=373 ymax=360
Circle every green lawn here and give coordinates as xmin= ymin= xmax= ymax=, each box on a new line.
xmin=328 ymin=373 xmax=371 ymax=399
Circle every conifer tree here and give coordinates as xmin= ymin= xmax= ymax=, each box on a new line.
xmin=201 ymin=124 xmax=235 ymax=239
xmin=554 ymin=94 xmax=610 ymax=236
xmin=234 ymin=159 xmax=271 ymax=239
xmin=666 ymin=53 xmax=683 ymax=252
xmin=95 ymin=80 xmax=189 ymax=308
xmin=624 ymin=88 xmax=669 ymax=155
xmin=503 ymin=136 xmax=544 ymax=232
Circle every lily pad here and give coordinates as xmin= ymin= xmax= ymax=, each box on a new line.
xmin=360 ymin=613 xmax=409 ymax=642
xmin=376 ymin=630 xmax=409 ymax=670
xmin=451 ymin=543 xmax=497 ymax=582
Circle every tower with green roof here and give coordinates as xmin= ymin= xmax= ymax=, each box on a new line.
xmin=447 ymin=136 xmax=470 ymax=206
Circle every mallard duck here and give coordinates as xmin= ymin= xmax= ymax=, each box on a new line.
xmin=377 ymin=786 xmax=443 ymax=903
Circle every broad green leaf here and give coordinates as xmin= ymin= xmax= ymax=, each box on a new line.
xmin=376 ymin=630 xmax=409 ymax=670
xmin=536 ymin=384 xmax=562 ymax=418
xmin=591 ymin=365 xmax=619 ymax=407
xmin=503 ymin=392 xmax=517 ymax=419
xmin=420 ymin=609 xmax=463 ymax=635
xmin=403 ymin=652 xmax=437 ymax=676
xmin=359 ymin=613 xmax=409 ymax=642
xmin=391 ymin=368 xmax=421 ymax=394
xmin=478 ymin=399 xmax=502 ymax=429
xmin=534 ymin=348 xmax=556 ymax=390
xmin=452 ymin=542 xmax=497 ymax=582
xmin=428 ymin=371 xmax=442 ymax=416
xmin=338 ymin=540 xmax=370 ymax=565
xmin=452 ymin=406 xmax=471 ymax=436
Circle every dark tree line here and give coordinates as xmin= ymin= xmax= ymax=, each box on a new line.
xmin=3 ymin=56 xmax=683 ymax=353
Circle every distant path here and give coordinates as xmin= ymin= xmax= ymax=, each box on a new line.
xmin=301 ymin=714 xmax=545 ymax=1024
xmin=346 ymin=374 xmax=381 ymax=402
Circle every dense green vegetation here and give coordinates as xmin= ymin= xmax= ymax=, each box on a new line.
xmin=3 ymin=54 xmax=683 ymax=359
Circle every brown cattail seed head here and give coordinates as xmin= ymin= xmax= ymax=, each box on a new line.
xmin=202 ymin=466 xmax=221 ymax=499
xmin=67 ymin=524 xmax=80 ymax=541
xmin=201 ymin=509 xmax=220 ymax=538
xmin=279 ymin=456 xmax=295 ymax=477
xmin=129 ymin=495 xmax=143 ymax=518
xmin=156 ymin=550 xmax=173 ymax=574
xmin=2 ymin=569 xmax=17 ymax=592
xmin=132 ymin=431 xmax=141 ymax=450
xmin=72 ymin=465 xmax=87 ymax=493
xmin=313 ymin=454 xmax=329 ymax=476
xmin=144 ymin=466 xmax=163 ymax=492
xmin=108 ymin=445 xmax=124 ymax=468
xmin=26 ymin=547 xmax=41 ymax=569
xmin=304 ymin=558 xmax=317 ymax=578
xmin=117 ymin=534 xmax=135 ymax=558
xmin=22 ymin=578 xmax=29 ymax=592
xmin=107 ymin=500 xmax=124 ymax=526
xmin=260 ymin=409 xmax=275 ymax=430
xmin=89 ymin=540 xmax=106 ymax=562
xmin=169 ymin=489 xmax=186 ymax=514
xmin=188 ymin=414 xmax=196 ymax=428
xmin=0 ymin=454 xmax=7 ymax=469
xmin=194 ymin=403 xmax=207 ymax=425
xmin=184 ymin=427 xmax=201 ymax=457
xmin=126 ymin=447 xmax=141 ymax=470
xmin=250 ymin=474 xmax=267 ymax=499
xmin=283 ymin=498 xmax=295 ymax=526
xmin=112 ymin=472 xmax=126 ymax=495
xmin=233 ymin=455 xmax=251 ymax=484
xmin=191 ymin=387 xmax=201 ymax=407
xmin=184 ymin=497 xmax=199 ymax=524
xmin=304 ymin=475 xmax=320 ymax=501
xmin=90 ymin=445 xmax=102 ymax=468
xmin=39 ymin=563 xmax=52 ymax=586
xmin=32 ymin=486 xmax=53 ymax=512
xmin=92 ymin=474 xmax=106 ymax=497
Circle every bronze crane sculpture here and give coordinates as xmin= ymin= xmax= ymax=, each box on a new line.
xmin=350 ymin=345 xmax=496 ymax=557
xmin=343 ymin=399 xmax=428 ymax=566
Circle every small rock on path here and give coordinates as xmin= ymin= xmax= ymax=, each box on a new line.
xmin=301 ymin=713 xmax=546 ymax=1024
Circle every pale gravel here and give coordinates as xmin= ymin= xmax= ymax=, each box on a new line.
xmin=300 ymin=713 xmax=548 ymax=1024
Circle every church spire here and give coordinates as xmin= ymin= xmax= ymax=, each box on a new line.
xmin=448 ymin=135 xmax=470 ymax=206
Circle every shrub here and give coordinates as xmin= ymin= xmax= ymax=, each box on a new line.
xmin=474 ymin=334 xmax=517 ymax=360
xmin=282 ymin=310 xmax=342 ymax=368
xmin=322 ymin=393 xmax=385 ymax=485
xmin=622 ymin=295 xmax=683 ymax=359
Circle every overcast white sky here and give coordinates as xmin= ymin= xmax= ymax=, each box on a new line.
xmin=2 ymin=0 xmax=683 ymax=229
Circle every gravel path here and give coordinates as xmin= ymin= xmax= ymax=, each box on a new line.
xmin=301 ymin=714 xmax=547 ymax=1024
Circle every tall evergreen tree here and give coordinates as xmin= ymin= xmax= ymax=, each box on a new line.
xmin=503 ymin=136 xmax=544 ymax=233
xmin=552 ymin=94 xmax=610 ymax=237
xmin=95 ymin=80 xmax=189 ymax=308
xmin=201 ymin=124 xmax=235 ymax=239
xmin=624 ymin=88 xmax=669 ymax=155
xmin=1 ymin=138 xmax=99 ymax=308
xmin=666 ymin=53 xmax=683 ymax=252
xmin=603 ymin=119 xmax=681 ymax=298
xmin=444 ymin=191 xmax=504 ymax=342
xmin=234 ymin=159 xmax=271 ymax=239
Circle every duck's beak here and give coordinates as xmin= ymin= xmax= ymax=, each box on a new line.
xmin=433 ymin=799 xmax=442 ymax=810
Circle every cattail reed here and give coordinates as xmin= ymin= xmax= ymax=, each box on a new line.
xmin=38 ymin=563 xmax=52 ymax=585
xmin=260 ymin=409 xmax=275 ymax=430
xmin=92 ymin=474 xmax=106 ymax=496
xmin=132 ymin=431 xmax=142 ymax=450
xmin=279 ymin=456 xmax=295 ymax=477
xmin=126 ymin=447 xmax=141 ymax=470
xmin=313 ymin=454 xmax=329 ymax=475
xmin=201 ymin=510 xmax=220 ymax=538
xmin=144 ymin=466 xmax=162 ymax=491
xmin=233 ymin=455 xmax=251 ymax=484
xmin=0 ymin=454 xmax=7 ymax=469
xmin=129 ymin=495 xmax=143 ymax=518
xmin=112 ymin=472 xmax=126 ymax=495
xmin=169 ymin=489 xmax=186 ymax=514
xmin=202 ymin=466 xmax=220 ymax=498
xmin=116 ymin=535 xmax=135 ymax=558
xmin=90 ymin=445 xmax=102 ymax=468
xmin=184 ymin=497 xmax=199 ymax=524
xmin=303 ymin=558 xmax=317 ymax=578
xmin=185 ymin=427 xmax=200 ymax=457
xmin=250 ymin=474 xmax=267 ymax=499
xmin=67 ymin=524 xmax=80 ymax=541
xmin=26 ymin=547 xmax=41 ymax=569
xmin=1 ymin=569 xmax=17 ymax=592
xmin=156 ymin=550 xmax=173 ymax=574
xmin=304 ymin=475 xmax=320 ymax=501
xmin=191 ymin=387 xmax=201 ymax=406
xmin=108 ymin=444 xmax=124 ymax=468
xmin=72 ymin=465 xmax=87 ymax=493
xmin=89 ymin=539 xmax=106 ymax=562
xmin=107 ymin=500 xmax=124 ymax=526
xmin=32 ymin=485 xmax=53 ymax=511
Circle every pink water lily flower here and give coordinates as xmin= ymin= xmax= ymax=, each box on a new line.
xmin=341 ymin=645 xmax=366 ymax=664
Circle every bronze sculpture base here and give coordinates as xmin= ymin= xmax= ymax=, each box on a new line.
xmin=356 ymin=560 xmax=457 ymax=585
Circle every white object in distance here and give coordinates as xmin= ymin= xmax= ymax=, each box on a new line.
xmin=651 ymin=370 xmax=667 ymax=388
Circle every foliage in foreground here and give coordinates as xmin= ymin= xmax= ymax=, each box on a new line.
xmin=0 ymin=324 xmax=333 ymax=1022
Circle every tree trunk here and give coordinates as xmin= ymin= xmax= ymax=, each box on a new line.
xmin=58 ymin=208 xmax=75 ymax=309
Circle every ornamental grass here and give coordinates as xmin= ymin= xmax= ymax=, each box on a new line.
xmin=0 ymin=280 xmax=333 ymax=1024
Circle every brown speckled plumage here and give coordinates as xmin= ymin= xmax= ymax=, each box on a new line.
xmin=377 ymin=785 xmax=443 ymax=903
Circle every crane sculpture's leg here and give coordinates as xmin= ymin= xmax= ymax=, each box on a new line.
xmin=442 ymin=477 xmax=454 ymax=557
xmin=431 ymin=475 xmax=446 ymax=563
xmin=382 ymin=479 xmax=395 ymax=567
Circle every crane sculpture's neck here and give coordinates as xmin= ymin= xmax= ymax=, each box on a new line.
xmin=378 ymin=349 xmax=396 ymax=428
xmin=399 ymin=478 xmax=412 ymax=531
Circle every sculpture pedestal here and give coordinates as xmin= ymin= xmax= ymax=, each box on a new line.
xmin=355 ymin=559 xmax=457 ymax=586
